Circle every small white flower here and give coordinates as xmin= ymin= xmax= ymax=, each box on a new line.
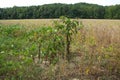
xmin=31 ymin=55 xmax=33 ymax=57
xmin=11 ymin=44 xmax=14 ymax=47
xmin=54 ymin=29 xmax=57 ymax=32
xmin=1 ymin=51 xmax=5 ymax=53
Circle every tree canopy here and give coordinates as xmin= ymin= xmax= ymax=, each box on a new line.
xmin=0 ymin=3 xmax=120 ymax=19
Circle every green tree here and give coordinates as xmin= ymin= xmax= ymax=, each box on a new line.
xmin=54 ymin=16 xmax=83 ymax=61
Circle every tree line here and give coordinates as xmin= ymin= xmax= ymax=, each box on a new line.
xmin=0 ymin=3 xmax=120 ymax=19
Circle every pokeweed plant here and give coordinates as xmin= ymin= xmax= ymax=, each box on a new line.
xmin=28 ymin=16 xmax=83 ymax=63
xmin=54 ymin=16 xmax=82 ymax=61
xmin=28 ymin=26 xmax=64 ymax=64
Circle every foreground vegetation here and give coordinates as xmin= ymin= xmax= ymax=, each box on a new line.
xmin=0 ymin=18 xmax=120 ymax=80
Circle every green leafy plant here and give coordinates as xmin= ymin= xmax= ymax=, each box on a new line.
xmin=27 ymin=26 xmax=64 ymax=64
xmin=54 ymin=16 xmax=82 ymax=61
xmin=0 ymin=25 xmax=32 ymax=79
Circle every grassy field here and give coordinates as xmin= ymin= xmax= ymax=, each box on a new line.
xmin=0 ymin=19 xmax=120 ymax=80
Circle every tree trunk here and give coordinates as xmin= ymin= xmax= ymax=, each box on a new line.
xmin=66 ymin=35 xmax=70 ymax=61
xmin=38 ymin=43 xmax=41 ymax=60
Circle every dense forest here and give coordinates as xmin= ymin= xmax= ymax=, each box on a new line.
xmin=0 ymin=3 xmax=120 ymax=19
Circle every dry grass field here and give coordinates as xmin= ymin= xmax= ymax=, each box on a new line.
xmin=0 ymin=19 xmax=120 ymax=80
xmin=0 ymin=19 xmax=120 ymax=27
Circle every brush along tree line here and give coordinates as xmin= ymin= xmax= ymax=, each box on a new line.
xmin=0 ymin=3 xmax=120 ymax=19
